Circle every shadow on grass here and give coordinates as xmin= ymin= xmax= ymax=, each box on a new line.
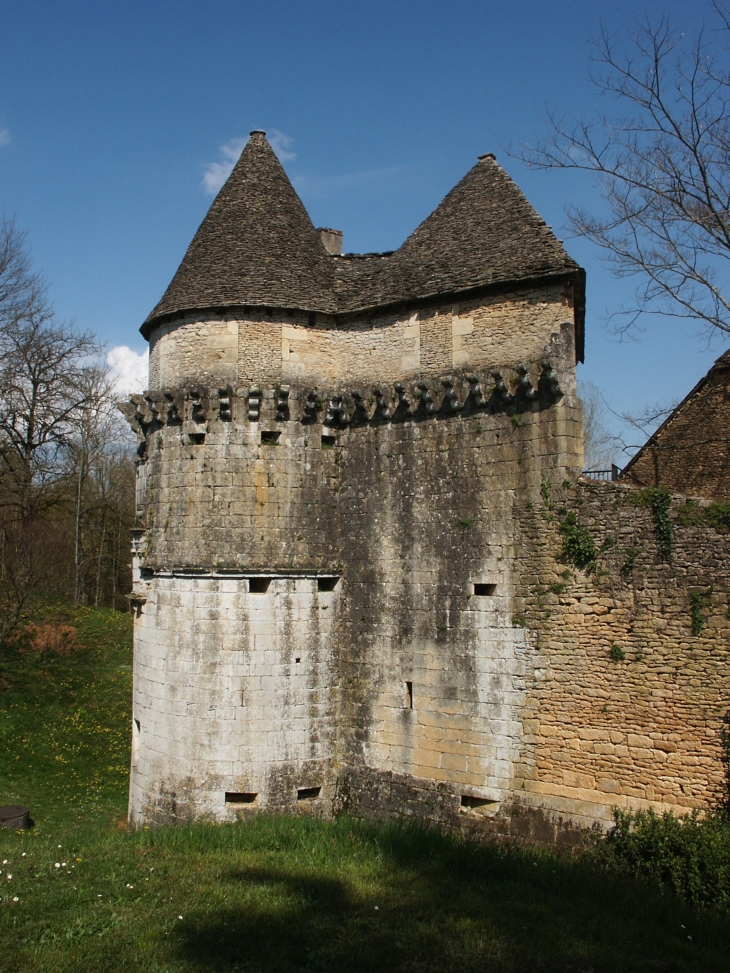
xmin=174 ymin=819 xmax=727 ymax=973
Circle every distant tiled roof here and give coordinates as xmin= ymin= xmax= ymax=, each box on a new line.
xmin=143 ymin=135 xmax=582 ymax=337
xmin=620 ymin=346 xmax=730 ymax=483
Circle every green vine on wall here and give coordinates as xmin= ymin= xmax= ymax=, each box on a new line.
xmin=720 ymin=711 xmax=730 ymax=814
xmin=634 ymin=487 xmax=673 ymax=561
xmin=559 ymin=511 xmax=597 ymax=571
xmin=621 ymin=547 xmax=638 ymax=577
xmin=690 ymin=589 xmax=711 ymax=636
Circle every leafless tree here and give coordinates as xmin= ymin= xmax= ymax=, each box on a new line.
xmin=516 ymin=4 xmax=730 ymax=340
xmin=0 ymin=218 xmax=132 ymax=644
xmin=579 ymin=380 xmax=617 ymax=470
xmin=0 ymin=216 xmax=46 ymax=329
xmin=64 ymin=365 xmax=135 ymax=607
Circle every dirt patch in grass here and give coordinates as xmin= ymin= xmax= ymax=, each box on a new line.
xmin=23 ymin=622 xmax=80 ymax=655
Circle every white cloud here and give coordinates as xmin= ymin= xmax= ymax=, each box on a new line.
xmin=0 ymin=129 xmax=10 ymax=148
xmin=268 ymin=129 xmax=296 ymax=162
xmin=202 ymin=137 xmax=247 ymax=195
xmin=107 ymin=345 xmax=148 ymax=396
xmin=201 ymin=129 xmax=296 ymax=195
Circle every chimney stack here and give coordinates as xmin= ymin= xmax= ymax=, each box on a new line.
xmin=317 ymin=227 xmax=343 ymax=255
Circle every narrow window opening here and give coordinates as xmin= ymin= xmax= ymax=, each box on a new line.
xmin=460 ymin=795 xmax=496 ymax=809
xmin=188 ymin=433 xmax=205 ymax=445
xmin=225 ymin=792 xmax=258 ymax=805
xmin=249 ymin=577 xmax=272 ymax=593
xmin=297 ymin=786 xmax=321 ymax=801
xmin=261 ymin=430 xmax=281 ymax=445
xmin=134 ymin=718 xmax=141 ymax=732
xmin=321 ymin=434 xmax=336 ymax=448
xmin=473 ymin=583 xmax=496 ymax=596
xmin=405 ymin=681 xmax=413 ymax=709
xmin=295 ymin=657 xmax=301 ymax=664
xmin=317 ymin=576 xmax=339 ymax=592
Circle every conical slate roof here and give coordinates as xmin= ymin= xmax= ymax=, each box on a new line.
xmin=144 ymin=131 xmax=336 ymax=329
xmin=392 ymin=153 xmax=577 ymax=300
xmin=143 ymin=135 xmax=583 ymax=338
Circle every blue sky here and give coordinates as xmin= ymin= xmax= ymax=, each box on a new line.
xmin=1 ymin=0 xmax=726 ymax=456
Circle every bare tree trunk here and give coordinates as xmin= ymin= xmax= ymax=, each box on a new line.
xmin=74 ymin=455 xmax=85 ymax=606
xmin=94 ymin=508 xmax=107 ymax=607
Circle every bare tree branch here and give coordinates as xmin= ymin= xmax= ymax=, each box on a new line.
xmin=513 ymin=5 xmax=730 ymax=338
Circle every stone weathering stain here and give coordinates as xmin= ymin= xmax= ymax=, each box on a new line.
xmin=122 ymin=132 xmax=730 ymax=842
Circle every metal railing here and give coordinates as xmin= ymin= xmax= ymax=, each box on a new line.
xmin=581 ymin=464 xmax=622 ymax=481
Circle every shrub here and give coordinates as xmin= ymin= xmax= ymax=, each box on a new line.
xmin=593 ymin=808 xmax=730 ymax=911
xmin=705 ymin=502 xmax=730 ymax=532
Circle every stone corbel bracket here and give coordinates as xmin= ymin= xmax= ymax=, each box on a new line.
xmin=325 ymin=395 xmax=348 ymax=427
xmin=301 ymin=391 xmax=322 ymax=425
xmin=218 ymin=386 xmax=233 ymax=422
xmin=440 ymin=378 xmax=461 ymax=413
xmin=515 ymin=364 xmax=538 ymax=401
xmin=247 ymin=387 xmax=262 ymax=422
xmin=490 ymin=371 xmax=515 ymax=405
xmin=539 ymin=360 xmax=563 ymax=399
xmin=275 ymin=386 xmax=290 ymax=422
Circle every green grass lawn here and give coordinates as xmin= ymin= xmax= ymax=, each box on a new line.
xmin=1 ymin=608 xmax=729 ymax=972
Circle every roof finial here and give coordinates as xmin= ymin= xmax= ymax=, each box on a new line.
xmin=250 ymin=130 xmax=267 ymax=141
xmin=478 ymin=152 xmax=496 ymax=162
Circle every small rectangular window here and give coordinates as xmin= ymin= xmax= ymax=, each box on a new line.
xmin=317 ymin=576 xmax=339 ymax=591
xmin=405 ymin=681 xmax=413 ymax=709
xmin=134 ymin=718 xmax=141 ymax=732
xmin=461 ymin=795 xmax=496 ymax=809
xmin=188 ymin=433 xmax=205 ymax=445
xmin=249 ymin=577 xmax=272 ymax=593
xmin=297 ymin=786 xmax=321 ymax=800
xmin=225 ymin=792 xmax=258 ymax=805
xmin=473 ymin=583 xmax=496 ymax=596
xmin=261 ymin=430 xmax=281 ymax=445
xmin=321 ymin=435 xmax=336 ymax=448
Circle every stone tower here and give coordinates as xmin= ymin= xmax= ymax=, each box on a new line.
xmin=125 ymin=131 xmax=585 ymax=829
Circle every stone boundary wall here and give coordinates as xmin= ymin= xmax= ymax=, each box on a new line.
xmin=509 ymin=479 xmax=730 ymax=829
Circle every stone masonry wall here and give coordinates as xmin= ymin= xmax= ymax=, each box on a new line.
xmin=127 ymin=343 xmax=584 ymax=826
xmin=147 ymin=282 xmax=576 ymax=392
xmin=507 ymin=479 xmax=730 ymax=832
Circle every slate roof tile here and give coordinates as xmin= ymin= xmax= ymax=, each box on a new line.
xmin=143 ymin=134 xmax=582 ymax=336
